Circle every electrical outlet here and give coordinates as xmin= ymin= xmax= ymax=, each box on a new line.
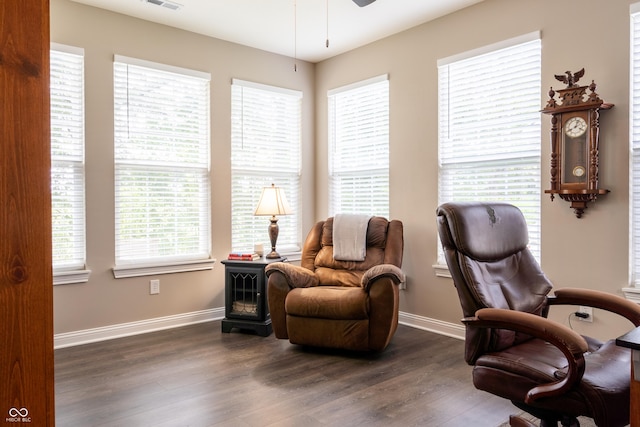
xmin=576 ymin=306 xmax=593 ymax=322
xmin=150 ymin=279 xmax=160 ymax=295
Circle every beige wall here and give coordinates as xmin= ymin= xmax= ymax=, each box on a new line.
xmin=51 ymin=0 xmax=316 ymax=334
xmin=53 ymin=0 xmax=638 ymax=341
xmin=315 ymin=0 xmax=635 ymax=340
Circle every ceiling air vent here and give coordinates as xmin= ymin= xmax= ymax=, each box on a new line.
xmin=145 ymin=0 xmax=182 ymax=11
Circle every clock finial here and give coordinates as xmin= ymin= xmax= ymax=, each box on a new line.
xmin=554 ymin=68 xmax=585 ymax=88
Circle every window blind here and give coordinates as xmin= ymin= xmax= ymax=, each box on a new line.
xmin=51 ymin=45 xmax=86 ymax=271
xmin=438 ymin=34 xmax=542 ymax=261
xmin=630 ymin=7 xmax=640 ymax=286
xmin=328 ymin=75 xmax=389 ymax=217
xmin=114 ymin=56 xmax=211 ymax=265
xmin=231 ymin=79 xmax=302 ymax=253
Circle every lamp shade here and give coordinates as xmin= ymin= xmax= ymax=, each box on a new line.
xmin=254 ymin=183 xmax=292 ymax=216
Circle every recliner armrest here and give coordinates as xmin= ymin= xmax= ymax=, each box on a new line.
xmin=265 ymin=262 xmax=319 ymax=288
xmin=549 ymin=287 xmax=640 ymax=327
xmin=361 ymin=264 xmax=405 ymax=291
xmin=464 ymin=308 xmax=588 ymax=404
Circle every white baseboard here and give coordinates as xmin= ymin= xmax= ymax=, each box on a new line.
xmin=54 ymin=307 xmax=225 ymax=349
xmin=398 ymin=311 xmax=465 ymax=340
xmin=54 ymin=307 xmax=462 ymax=349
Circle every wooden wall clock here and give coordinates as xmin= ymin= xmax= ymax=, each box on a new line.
xmin=541 ymin=68 xmax=613 ymax=218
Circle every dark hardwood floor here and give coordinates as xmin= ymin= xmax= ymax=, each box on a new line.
xmin=55 ymin=321 xmax=517 ymax=426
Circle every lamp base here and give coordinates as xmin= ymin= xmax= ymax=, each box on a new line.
xmin=266 ymin=216 xmax=281 ymax=260
xmin=265 ymin=250 xmax=281 ymax=259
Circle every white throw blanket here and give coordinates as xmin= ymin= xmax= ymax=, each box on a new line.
xmin=333 ymin=214 xmax=372 ymax=261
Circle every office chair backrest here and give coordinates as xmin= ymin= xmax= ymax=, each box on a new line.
xmin=436 ymin=202 xmax=553 ymax=362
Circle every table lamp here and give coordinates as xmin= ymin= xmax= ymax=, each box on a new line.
xmin=254 ymin=183 xmax=292 ymax=259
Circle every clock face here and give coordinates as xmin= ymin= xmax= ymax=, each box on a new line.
xmin=564 ymin=116 xmax=587 ymax=138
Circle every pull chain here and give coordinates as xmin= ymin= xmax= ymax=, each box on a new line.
xmin=326 ymin=0 xmax=330 ymax=48
xmin=294 ymin=0 xmax=298 ymax=72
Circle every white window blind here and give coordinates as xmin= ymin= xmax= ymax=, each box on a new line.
xmin=51 ymin=45 xmax=86 ymax=272
xmin=328 ymin=75 xmax=389 ymax=217
xmin=438 ymin=33 xmax=542 ymax=261
xmin=114 ymin=56 xmax=211 ymax=266
xmin=231 ymin=79 xmax=302 ymax=253
xmin=630 ymin=6 xmax=640 ymax=286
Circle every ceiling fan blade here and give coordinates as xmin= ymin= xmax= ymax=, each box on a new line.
xmin=352 ymin=0 xmax=376 ymax=7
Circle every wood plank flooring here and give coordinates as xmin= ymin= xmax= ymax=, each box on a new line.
xmin=55 ymin=321 xmax=517 ymax=426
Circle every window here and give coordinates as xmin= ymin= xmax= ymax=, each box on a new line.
xmin=230 ymin=79 xmax=302 ymax=254
xmin=51 ymin=44 xmax=89 ymax=285
xmin=630 ymin=5 xmax=640 ymax=288
xmin=113 ymin=56 xmax=212 ymax=277
xmin=438 ymin=33 xmax=542 ymax=262
xmin=328 ymin=75 xmax=389 ymax=217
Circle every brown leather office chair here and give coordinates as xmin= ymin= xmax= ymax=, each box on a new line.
xmin=436 ymin=202 xmax=640 ymax=427
xmin=265 ymin=216 xmax=404 ymax=351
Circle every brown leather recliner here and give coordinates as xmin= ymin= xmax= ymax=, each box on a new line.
xmin=436 ymin=202 xmax=640 ymax=427
xmin=265 ymin=216 xmax=404 ymax=351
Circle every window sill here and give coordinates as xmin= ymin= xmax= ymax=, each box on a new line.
xmin=54 ymin=269 xmax=92 ymax=285
xmin=433 ymin=263 xmax=452 ymax=278
xmin=622 ymin=287 xmax=640 ymax=304
xmin=279 ymin=251 xmax=302 ymax=263
xmin=113 ymin=258 xmax=216 ymax=279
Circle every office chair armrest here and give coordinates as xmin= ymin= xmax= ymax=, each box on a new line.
xmin=265 ymin=262 xmax=319 ymax=289
xmin=549 ymin=287 xmax=640 ymax=327
xmin=361 ymin=264 xmax=405 ymax=291
xmin=464 ymin=308 xmax=588 ymax=404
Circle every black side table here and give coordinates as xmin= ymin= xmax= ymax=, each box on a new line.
xmin=221 ymin=257 xmax=282 ymax=336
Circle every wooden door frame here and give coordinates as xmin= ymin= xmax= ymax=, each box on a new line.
xmin=1 ymin=0 xmax=55 ymax=425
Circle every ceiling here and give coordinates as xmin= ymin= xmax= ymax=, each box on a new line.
xmin=70 ymin=0 xmax=484 ymax=63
